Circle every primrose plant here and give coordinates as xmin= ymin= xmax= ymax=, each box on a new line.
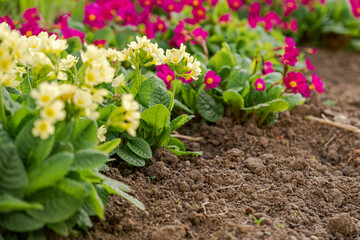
xmin=0 ymin=22 xmax=146 ymax=239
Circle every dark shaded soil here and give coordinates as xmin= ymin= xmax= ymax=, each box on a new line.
xmin=78 ymin=49 xmax=360 ymax=240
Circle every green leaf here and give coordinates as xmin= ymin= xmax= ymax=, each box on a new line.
xmin=223 ymin=89 xmax=245 ymax=109
xmin=69 ymin=118 xmax=97 ymax=151
xmin=21 ymin=75 xmax=32 ymax=95
xmin=15 ymin=118 xmax=55 ymax=167
xmin=71 ymin=0 xmax=84 ymax=22
xmin=141 ymin=104 xmax=170 ymax=136
xmin=260 ymin=99 xmax=289 ymax=113
xmin=86 ymin=185 xmax=105 ymax=219
xmin=2 ymin=87 xmax=22 ymax=115
xmin=102 ymin=178 xmax=131 ymax=193
xmin=284 ymin=93 xmax=305 ymax=110
xmin=170 ymin=114 xmax=194 ymax=132
xmin=266 ymin=85 xmax=282 ymax=101
xmin=263 ymin=72 xmax=283 ymax=84
xmin=168 ymin=148 xmax=203 ymax=157
xmin=93 ymin=26 xmax=115 ymax=44
xmin=156 ymin=125 xmax=171 ymax=148
xmin=57 ymin=178 xmax=89 ymax=200
xmin=174 ymin=99 xmax=194 ymax=114
xmin=8 ymin=107 xmax=33 ymax=138
xmin=0 ymin=194 xmax=43 ymax=212
xmin=115 ymin=147 xmax=146 ymax=167
xmin=227 ymin=68 xmax=249 ymax=90
xmin=97 ymin=138 xmax=121 ymax=154
xmin=181 ymin=85 xmax=197 ymax=112
xmin=0 ymin=143 xmax=28 ymax=197
xmin=0 ymin=212 xmax=44 ymax=232
xmin=196 ymin=90 xmax=224 ymax=123
xmin=27 ymin=152 xmax=74 ymax=194
xmin=26 ymin=187 xmax=83 ymax=223
xmin=127 ymin=138 xmax=152 ymax=159
xmin=98 ymin=105 xmax=117 ymax=122
xmin=47 ymin=222 xmax=69 ymax=237
xmin=209 ymin=42 xmax=236 ymax=73
xmin=168 ymin=136 xmax=186 ymax=151
xmin=149 ymin=84 xmax=171 ymax=110
xmin=71 ymin=149 xmax=109 ymax=171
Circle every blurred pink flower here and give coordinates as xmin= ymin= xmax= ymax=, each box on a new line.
xmin=191 ymin=27 xmax=208 ymax=44
xmin=23 ymin=7 xmax=40 ymax=21
xmin=283 ymin=72 xmax=311 ymax=98
xmin=227 ymin=0 xmax=243 ymax=11
xmin=248 ymin=2 xmax=261 ymax=28
xmin=255 ymin=78 xmax=266 ymax=91
xmin=310 ymin=73 xmax=324 ymax=93
xmin=284 ymin=0 xmax=298 ymax=16
xmin=0 ymin=15 xmax=15 ymax=30
xmin=305 ymin=59 xmax=315 ymax=71
xmin=157 ymin=65 xmax=175 ymax=90
xmin=204 ymin=71 xmax=221 ymax=90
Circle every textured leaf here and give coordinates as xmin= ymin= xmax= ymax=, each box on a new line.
xmin=223 ymin=89 xmax=244 ymax=109
xmin=0 ymin=143 xmax=28 ymax=196
xmin=27 ymin=187 xmax=83 ymax=223
xmin=284 ymin=94 xmax=305 ymax=110
xmin=27 ymin=152 xmax=74 ymax=194
xmin=115 ymin=147 xmax=145 ymax=167
xmin=141 ymin=104 xmax=170 ymax=136
xmin=102 ymin=178 xmax=131 ymax=193
xmin=127 ymin=138 xmax=152 ymax=159
xmin=156 ymin=125 xmax=171 ymax=148
xmin=47 ymin=222 xmax=69 ymax=237
xmin=227 ymin=68 xmax=249 ymax=90
xmin=196 ymin=90 xmax=224 ymax=123
xmin=167 ymin=137 xmax=186 ymax=151
xmin=2 ymin=87 xmax=22 ymax=115
xmin=168 ymin=149 xmax=203 ymax=157
xmin=71 ymin=149 xmax=109 ymax=171
xmin=102 ymin=184 xmax=145 ymax=211
xmin=86 ymin=185 xmax=105 ymax=219
xmin=71 ymin=0 xmax=84 ymax=22
xmin=170 ymin=114 xmax=194 ymax=132
xmin=69 ymin=118 xmax=97 ymax=150
xmin=0 ymin=212 xmax=44 ymax=232
xmin=149 ymin=84 xmax=171 ymax=110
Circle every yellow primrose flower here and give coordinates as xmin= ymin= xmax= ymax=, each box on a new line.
xmin=30 ymin=82 xmax=59 ymax=107
xmin=32 ymin=118 xmax=55 ymax=140
xmin=97 ymin=125 xmax=107 ymax=142
xmin=40 ymin=100 xmax=66 ymax=122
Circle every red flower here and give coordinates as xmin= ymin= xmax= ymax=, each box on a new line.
xmin=310 ymin=73 xmax=324 ymax=93
xmin=155 ymin=17 xmax=167 ymax=33
xmin=284 ymin=0 xmax=298 ymax=16
xmin=255 ymin=78 xmax=266 ymax=91
xmin=305 ymin=59 xmax=315 ymax=71
xmin=248 ymin=2 xmax=261 ymax=28
xmin=94 ymin=39 xmax=106 ymax=47
xmin=204 ymin=71 xmax=221 ymax=90
xmin=283 ymin=72 xmax=311 ymax=98
xmin=157 ymin=65 xmax=175 ymax=90
xmin=262 ymin=61 xmax=274 ymax=75
xmin=23 ymin=7 xmax=41 ymax=21
xmin=263 ymin=11 xmax=281 ymax=31
xmin=191 ymin=27 xmax=208 ymax=44
xmin=227 ymin=0 xmax=243 ymax=11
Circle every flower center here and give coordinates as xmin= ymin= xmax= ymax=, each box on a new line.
xmin=39 ymin=122 xmax=48 ymax=131
xmin=185 ymin=76 xmax=191 ymax=81
xmin=287 ymin=2 xmax=294 ymax=7
xmin=289 ymin=81 xmax=297 ymax=88
xmin=87 ymin=73 xmax=95 ymax=82
xmin=158 ymin=24 xmax=164 ymax=30
xmin=256 ymin=83 xmax=263 ymax=89
xmin=166 ymin=75 xmax=173 ymax=82
xmin=197 ymin=9 xmax=204 ymax=16
xmin=1 ymin=60 xmax=10 ymax=71
xmin=45 ymin=108 xmax=55 ymax=117
xmin=145 ymin=0 xmax=151 ymax=6
xmin=234 ymin=1 xmax=239 ymax=7
xmin=168 ymin=4 xmax=174 ymax=10
xmin=357 ymin=8 xmax=360 ymax=14
xmin=77 ymin=99 xmax=84 ymax=106
xmin=41 ymin=95 xmax=50 ymax=103
xmin=89 ymin=14 xmax=96 ymax=21
xmin=207 ymin=77 xmax=213 ymax=84
xmin=26 ymin=30 xmax=33 ymax=37
xmin=193 ymin=0 xmax=199 ymax=6
xmin=310 ymin=84 xmax=315 ymax=90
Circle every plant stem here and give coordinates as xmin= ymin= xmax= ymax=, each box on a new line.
xmin=136 ymin=66 xmax=141 ymax=94
xmin=0 ymin=87 xmax=8 ymax=130
xmin=170 ymin=79 xmax=177 ymax=112
xmin=26 ymin=69 xmax=32 ymax=91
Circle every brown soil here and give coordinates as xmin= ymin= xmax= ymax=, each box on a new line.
xmin=77 ymin=49 xmax=360 ymax=240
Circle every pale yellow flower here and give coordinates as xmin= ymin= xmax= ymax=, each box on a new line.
xmin=32 ymin=118 xmax=55 ymax=140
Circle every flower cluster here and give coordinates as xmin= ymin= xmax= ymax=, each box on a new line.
xmin=283 ymin=71 xmax=323 ymax=98
xmin=280 ymin=37 xmax=299 ymax=66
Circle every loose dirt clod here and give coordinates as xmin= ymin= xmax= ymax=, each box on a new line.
xmin=151 ymin=225 xmax=186 ymax=240
xmin=328 ymin=213 xmax=357 ymax=236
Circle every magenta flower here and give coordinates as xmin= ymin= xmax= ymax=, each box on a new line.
xmin=155 ymin=17 xmax=167 ymax=33
xmin=20 ymin=21 xmax=42 ymax=37
xmin=310 ymin=73 xmax=324 ymax=93
xmin=157 ymin=65 xmax=175 ymax=90
xmin=182 ymin=0 xmax=205 ymax=7
xmin=160 ymin=0 xmax=184 ymax=13
xmin=283 ymin=72 xmax=311 ymax=98
xmin=285 ymin=37 xmax=296 ymax=47
xmin=179 ymin=73 xmax=195 ymax=84
xmin=284 ymin=0 xmax=298 ymax=16
xmin=57 ymin=15 xmax=85 ymax=42
xmin=262 ymin=61 xmax=274 ymax=74
xmin=312 ymin=48 xmax=317 ymax=55
xmin=84 ymin=3 xmax=105 ymax=29
xmin=210 ymin=0 xmax=219 ymax=6
xmin=350 ymin=0 xmax=360 ymax=17
xmin=192 ymin=6 xmax=207 ymax=23
xmin=191 ymin=27 xmax=208 ymax=44
xmin=117 ymin=5 xmax=139 ymax=26
xmin=265 ymin=0 xmax=272 ymax=5
xmin=0 ymin=16 xmax=15 ymax=30
xmin=219 ymin=14 xmax=231 ymax=24
xmin=255 ymin=78 xmax=266 ymax=91
xmin=204 ymin=71 xmax=221 ymax=90
xmin=263 ymin=11 xmax=281 ymax=31
xmin=94 ymin=39 xmax=106 ymax=47
xmin=281 ymin=46 xmax=299 ymax=66
xmin=171 ymin=21 xmax=188 ymax=47
xmin=305 ymin=59 xmax=315 ymax=71
xmin=139 ymin=0 xmax=157 ymax=9
xmin=290 ymin=18 xmax=298 ymax=32
xmin=227 ymin=0 xmax=243 ymax=11
xmin=248 ymin=2 xmax=261 ymax=28
xmin=23 ymin=8 xmax=40 ymax=21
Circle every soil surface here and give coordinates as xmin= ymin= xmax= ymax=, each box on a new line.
xmin=77 ymin=49 xmax=360 ymax=240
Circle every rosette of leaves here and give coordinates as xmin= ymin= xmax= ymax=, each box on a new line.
xmin=0 ymin=87 xmax=144 ymax=239
xmin=98 ymin=76 xmax=202 ymax=167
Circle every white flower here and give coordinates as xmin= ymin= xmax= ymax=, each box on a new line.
xmin=32 ymin=118 xmax=55 ymax=140
xmin=112 ymin=74 xmax=126 ymax=88
xmin=0 ymin=72 xmax=20 ymax=88
xmin=59 ymin=55 xmax=78 ymax=70
xmin=106 ymin=48 xmax=126 ymax=62
xmin=128 ymin=36 xmax=150 ymax=50
xmin=122 ymin=94 xmax=139 ymax=112
xmin=73 ymin=89 xmax=93 ymax=108
xmin=40 ymin=100 xmax=66 ymax=122
xmin=92 ymin=89 xmax=108 ymax=103
xmin=97 ymin=125 xmax=107 ymax=142
xmin=30 ymin=82 xmax=59 ymax=107
xmin=57 ymin=71 xmax=68 ymax=81
xmin=165 ymin=43 xmax=186 ymax=64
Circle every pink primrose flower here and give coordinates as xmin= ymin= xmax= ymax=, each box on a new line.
xmin=204 ymin=71 xmax=221 ymax=90
xmin=255 ymin=78 xmax=266 ymax=91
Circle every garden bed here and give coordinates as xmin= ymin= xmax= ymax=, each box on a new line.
xmin=74 ymin=48 xmax=360 ymax=240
